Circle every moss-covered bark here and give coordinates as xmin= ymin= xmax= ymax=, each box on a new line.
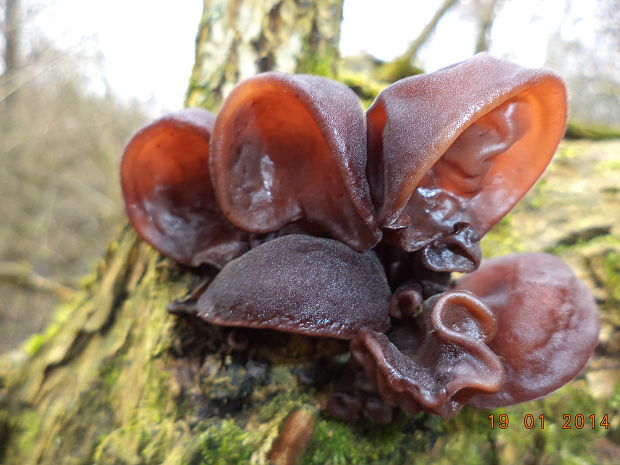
xmin=2 ymin=0 xmax=620 ymax=463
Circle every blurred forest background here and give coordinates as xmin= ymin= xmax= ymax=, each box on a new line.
xmin=0 ymin=0 xmax=619 ymax=352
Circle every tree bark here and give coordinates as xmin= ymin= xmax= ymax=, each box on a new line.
xmin=1 ymin=0 xmax=19 ymax=77
xmin=186 ymin=0 xmax=343 ymax=110
xmin=1 ymin=0 xmax=19 ymax=117
xmin=2 ymin=2 xmax=620 ymax=465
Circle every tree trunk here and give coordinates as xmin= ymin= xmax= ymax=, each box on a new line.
xmin=1 ymin=0 xmax=19 ymax=77
xmin=186 ymin=0 xmax=343 ymax=110
xmin=1 ymin=0 xmax=20 ymax=117
xmin=2 ymin=2 xmax=620 ymax=465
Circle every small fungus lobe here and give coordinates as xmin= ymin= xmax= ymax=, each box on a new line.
xmin=120 ymin=108 xmax=248 ymax=267
xmin=351 ymin=290 xmax=505 ymax=418
xmin=455 ymin=253 xmax=600 ymax=408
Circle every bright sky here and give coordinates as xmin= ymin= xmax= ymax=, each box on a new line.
xmin=30 ymin=0 xmax=594 ymax=114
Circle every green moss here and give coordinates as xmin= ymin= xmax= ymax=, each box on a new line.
xmin=565 ymin=121 xmax=620 ymax=140
xmin=299 ymin=413 xmax=442 ymax=465
xmin=92 ymin=383 xmax=178 ymax=465
xmin=22 ymin=296 xmax=83 ymax=357
xmin=550 ymin=232 xmax=620 ymax=256
xmin=257 ymin=390 xmax=309 ymax=423
xmin=606 ymin=380 xmax=620 ymax=444
xmin=481 ymin=215 xmax=527 ymax=258
xmin=488 ymin=383 xmax=606 ymax=465
xmin=374 ymin=57 xmax=423 ymax=83
xmin=595 ymin=158 xmax=620 ymax=174
xmin=101 ymin=362 xmax=121 ymax=391
xmin=603 ymin=250 xmax=620 ymax=303
xmin=296 ymin=47 xmax=338 ymax=78
xmin=554 ymin=144 xmax=581 ymax=162
xmin=11 ymin=410 xmax=41 ymax=459
xmin=337 ymin=71 xmax=383 ymax=108
xmin=0 ymin=409 xmax=11 ymax=463
xmin=191 ymin=420 xmax=256 ymax=465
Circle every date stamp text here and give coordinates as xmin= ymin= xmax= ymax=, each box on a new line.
xmin=487 ymin=413 xmax=610 ymax=430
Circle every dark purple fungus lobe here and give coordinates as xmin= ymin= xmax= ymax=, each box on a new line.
xmin=388 ymin=284 xmax=423 ymax=319
xmin=326 ymin=393 xmax=362 ymax=422
xmin=196 ymin=235 xmax=391 ymax=339
xmin=455 ymin=253 xmax=600 ymax=409
xmin=350 ymin=290 xmax=505 ymax=419
xmin=366 ymin=53 xmax=567 ymax=272
xmin=120 ymin=108 xmax=249 ymax=267
xmin=374 ymin=245 xmax=451 ymax=298
xmin=210 ymin=72 xmax=381 ymax=251
xmin=362 ymin=395 xmax=395 ymax=424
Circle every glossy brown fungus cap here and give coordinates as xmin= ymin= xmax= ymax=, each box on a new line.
xmin=351 ymin=290 xmax=505 ymax=419
xmin=120 ymin=108 xmax=249 ymax=267
xmin=210 ymin=72 xmax=381 ymax=251
xmin=367 ymin=53 xmax=567 ymax=271
xmin=455 ymin=253 xmax=600 ymax=408
xmin=196 ymin=235 xmax=391 ymax=339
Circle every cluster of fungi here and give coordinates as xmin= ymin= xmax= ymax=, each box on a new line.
xmin=120 ymin=54 xmax=600 ymax=423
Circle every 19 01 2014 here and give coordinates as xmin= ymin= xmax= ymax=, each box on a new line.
xmin=488 ymin=413 xmax=610 ymax=429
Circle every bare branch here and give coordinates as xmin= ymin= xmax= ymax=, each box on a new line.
xmin=404 ymin=0 xmax=460 ymax=63
xmin=1 ymin=0 xmax=20 ymax=76
xmin=474 ymin=0 xmax=505 ymax=53
xmin=0 ymin=261 xmax=76 ymax=299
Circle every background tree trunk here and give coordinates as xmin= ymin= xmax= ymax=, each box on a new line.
xmin=1 ymin=0 xmax=19 ymax=77
xmin=1 ymin=0 xmax=20 ymax=116
xmin=186 ymin=0 xmax=343 ymax=110
xmin=2 ymin=1 xmax=620 ymax=465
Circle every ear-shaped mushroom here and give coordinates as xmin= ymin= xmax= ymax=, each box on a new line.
xmin=367 ymin=53 xmax=567 ymax=271
xmin=350 ymin=290 xmax=505 ymax=419
xmin=120 ymin=109 xmax=249 ymax=267
xmin=455 ymin=253 xmax=600 ymax=408
xmin=210 ymin=72 xmax=381 ymax=251
xmin=196 ymin=235 xmax=391 ymax=339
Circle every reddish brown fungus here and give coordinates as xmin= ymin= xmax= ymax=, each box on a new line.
xmin=209 ymin=72 xmax=381 ymax=251
xmin=367 ymin=53 xmax=567 ymax=271
xmin=455 ymin=253 xmax=600 ymax=408
xmin=196 ymin=235 xmax=391 ymax=339
xmin=120 ymin=108 xmax=248 ymax=267
xmin=117 ymin=56 xmax=599 ymax=423
xmin=351 ymin=290 xmax=505 ymax=419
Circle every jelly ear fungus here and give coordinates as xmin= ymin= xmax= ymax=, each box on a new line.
xmin=455 ymin=253 xmax=600 ymax=408
xmin=350 ymin=290 xmax=505 ymax=419
xmin=118 ymin=56 xmax=600 ymax=424
xmin=195 ymin=235 xmax=391 ymax=339
xmin=209 ymin=72 xmax=381 ymax=251
xmin=120 ymin=108 xmax=249 ymax=268
xmin=367 ymin=53 xmax=567 ymax=272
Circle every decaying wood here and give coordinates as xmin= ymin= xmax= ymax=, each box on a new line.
xmin=0 ymin=262 xmax=76 ymax=300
